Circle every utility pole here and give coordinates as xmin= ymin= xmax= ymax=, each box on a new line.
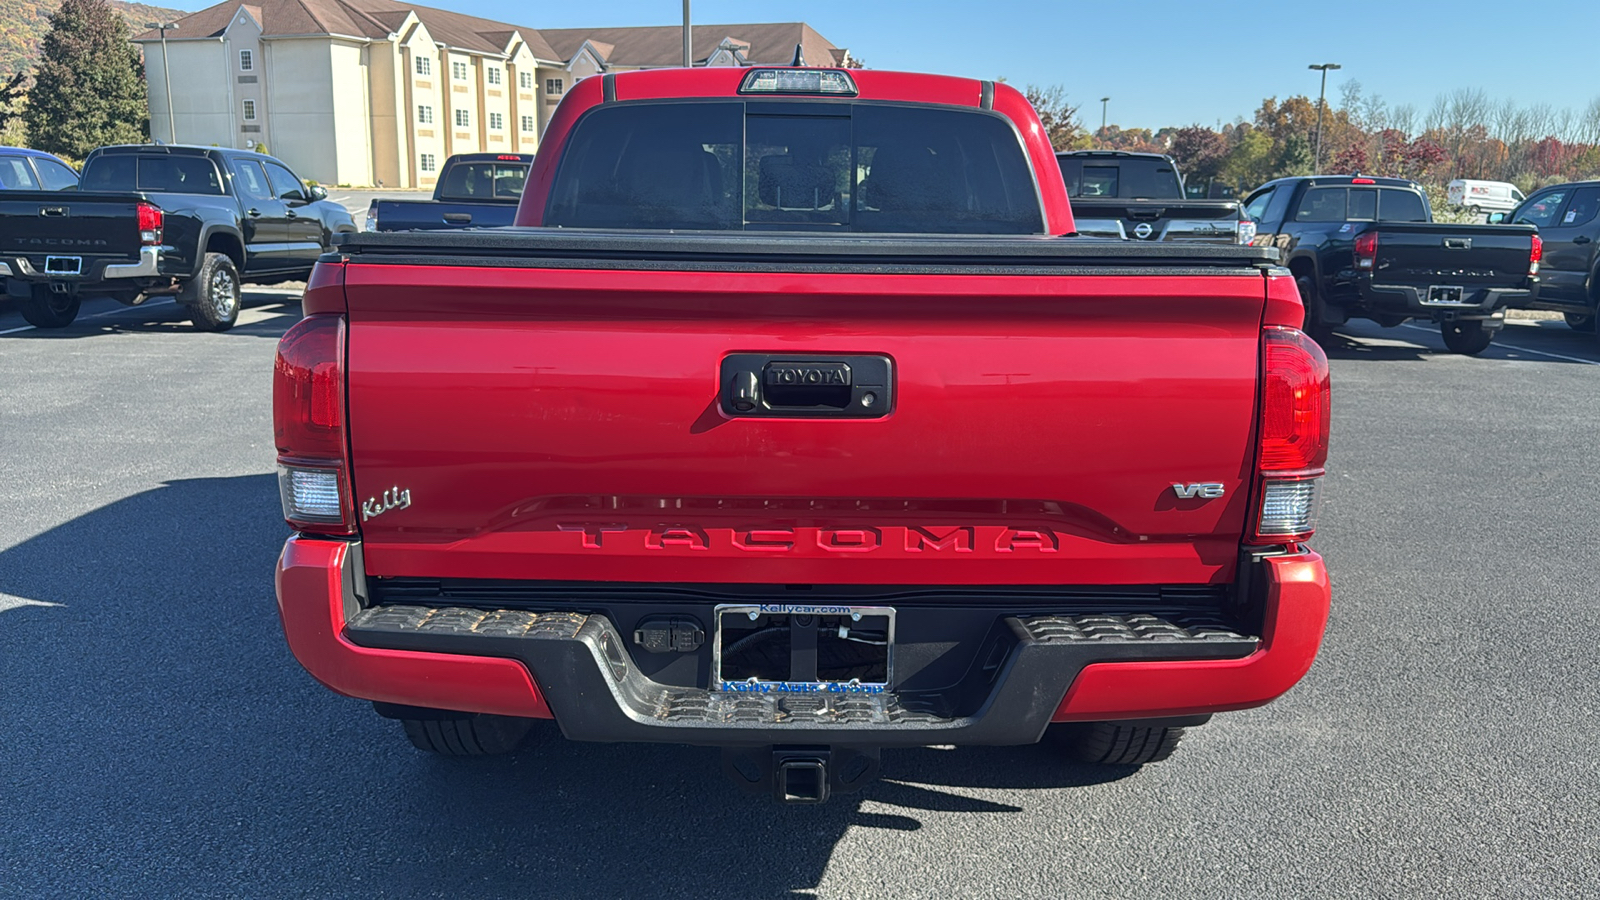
xmin=146 ymin=22 xmax=179 ymax=142
xmin=682 ymin=1 xmax=692 ymax=68
xmin=1099 ymin=97 xmax=1110 ymax=144
xmin=1308 ymin=63 xmax=1341 ymax=173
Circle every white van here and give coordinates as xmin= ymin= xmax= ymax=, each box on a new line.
xmin=1447 ymin=179 xmax=1525 ymax=214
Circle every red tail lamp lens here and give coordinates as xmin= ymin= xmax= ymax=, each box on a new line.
xmin=1260 ymin=327 xmax=1331 ymax=473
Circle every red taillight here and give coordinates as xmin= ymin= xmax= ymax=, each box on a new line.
xmin=1253 ymin=327 xmax=1330 ymax=543
xmin=1353 ymin=231 xmax=1377 ymax=270
xmin=496 ymin=154 xmax=522 ymax=161
xmin=136 ymin=202 xmax=163 ymax=245
xmin=1530 ymin=234 xmax=1542 ymax=275
xmin=273 ymin=314 xmax=352 ymax=534
xmin=1350 ymin=177 xmax=1376 ymax=184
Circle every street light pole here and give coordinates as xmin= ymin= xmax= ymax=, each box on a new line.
xmin=1308 ymin=62 xmax=1341 ymax=173
xmin=1099 ymin=96 xmax=1110 ymax=143
xmin=146 ymin=22 xmax=179 ymax=142
xmin=681 ymin=0 xmax=691 ymax=68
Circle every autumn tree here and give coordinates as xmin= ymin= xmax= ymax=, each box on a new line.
xmin=25 ymin=0 xmax=146 ymax=159
xmin=1024 ymin=84 xmax=1084 ymax=150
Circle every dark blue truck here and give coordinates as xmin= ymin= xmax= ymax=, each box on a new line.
xmin=363 ymin=153 xmax=532 ymax=232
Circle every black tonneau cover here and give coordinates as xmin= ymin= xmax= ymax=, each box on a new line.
xmin=333 ymin=229 xmax=1279 ymax=274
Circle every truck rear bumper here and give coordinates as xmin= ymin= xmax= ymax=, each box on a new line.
xmin=276 ymin=537 xmax=1329 ymax=745
xmin=1358 ymin=282 xmax=1532 ymax=319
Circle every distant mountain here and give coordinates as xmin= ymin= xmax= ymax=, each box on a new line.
xmin=0 ymin=0 xmax=186 ymax=76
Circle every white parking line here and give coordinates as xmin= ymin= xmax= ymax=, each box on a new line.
xmin=1400 ymin=321 xmax=1600 ymax=366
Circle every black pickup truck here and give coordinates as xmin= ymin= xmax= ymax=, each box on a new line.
xmin=0 ymin=144 xmax=355 ymax=331
xmin=364 ymin=153 xmax=532 ymax=232
xmin=1244 ymin=175 xmax=1541 ymax=354
xmin=1055 ymin=150 xmax=1252 ymax=244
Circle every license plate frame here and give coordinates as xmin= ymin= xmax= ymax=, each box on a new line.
xmin=1425 ymin=284 xmax=1466 ymax=305
xmin=711 ymin=603 xmax=895 ymax=694
xmin=44 ymin=256 xmax=82 ymax=276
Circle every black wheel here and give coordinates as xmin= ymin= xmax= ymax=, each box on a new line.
xmin=1469 ymin=204 xmax=1481 ymax=217
xmin=1440 ymin=319 xmax=1494 ymax=355
xmin=179 ymin=252 xmax=241 ymax=332
xmin=1294 ymin=272 xmax=1332 ymax=341
xmin=1048 ymin=721 xmax=1188 ymax=766
xmin=1563 ymin=312 xmax=1596 ymax=333
xmin=17 ymin=285 xmax=80 ymax=328
xmin=400 ymin=714 xmax=533 ymax=756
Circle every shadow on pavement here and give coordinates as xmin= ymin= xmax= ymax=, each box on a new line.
xmin=0 ymin=475 xmax=1137 ymax=898
xmin=1326 ymin=318 xmax=1600 ymax=365
xmin=0 ymin=294 xmax=301 ymax=340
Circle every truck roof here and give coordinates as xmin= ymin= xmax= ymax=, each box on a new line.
xmin=1252 ymin=174 xmax=1420 ymax=193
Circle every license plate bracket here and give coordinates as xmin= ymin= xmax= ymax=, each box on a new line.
xmin=44 ymin=256 xmax=82 ymax=276
xmin=1426 ymin=284 xmax=1466 ymax=305
xmin=712 ymin=603 xmax=895 ymax=694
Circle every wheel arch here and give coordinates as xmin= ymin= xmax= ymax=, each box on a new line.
xmin=200 ymin=226 xmax=246 ymax=273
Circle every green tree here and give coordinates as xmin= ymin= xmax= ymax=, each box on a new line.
xmin=1024 ymin=84 xmax=1084 ymax=150
xmin=1273 ymin=132 xmax=1314 ymax=178
xmin=1220 ymin=128 xmax=1275 ymax=194
xmin=25 ymin=0 xmax=147 ymax=159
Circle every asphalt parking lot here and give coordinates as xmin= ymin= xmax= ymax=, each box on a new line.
xmin=2 ymin=298 xmax=1597 ymax=898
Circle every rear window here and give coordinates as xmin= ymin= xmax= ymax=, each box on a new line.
xmin=1056 ymin=156 xmax=1183 ymax=199
xmin=437 ymin=162 xmax=529 ymax=201
xmin=81 ymin=155 xmax=224 ymax=195
xmin=545 ymin=101 xmax=1044 ymax=234
xmin=1378 ymin=189 xmax=1428 ymax=222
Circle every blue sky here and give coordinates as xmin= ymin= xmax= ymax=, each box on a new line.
xmin=171 ymin=0 xmax=1600 ymax=132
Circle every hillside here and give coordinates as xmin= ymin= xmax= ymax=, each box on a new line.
xmin=0 ymin=0 xmax=186 ymax=76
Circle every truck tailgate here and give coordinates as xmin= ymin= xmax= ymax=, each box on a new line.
xmin=1369 ymin=222 xmax=1538 ymax=286
xmin=340 ymin=236 xmax=1271 ymax=587
xmin=0 ymin=191 xmax=145 ymax=261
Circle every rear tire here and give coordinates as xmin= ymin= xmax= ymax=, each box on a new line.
xmin=1440 ymin=319 xmax=1494 ymax=355
xmin=1048 ymin=721 xmax=1188 ymax=765
xmin=178 ymin=252 xmax=240 ymax=332
xmin=1563 ymin=312 xmax=1596 ymax=333
xmin=18 ymin=285 xmax=80 ymax=328
xmin=400 ymin=714 xmax=533 ymax=756
xmin=1294 ymin=272 xmax=1333 ymax=341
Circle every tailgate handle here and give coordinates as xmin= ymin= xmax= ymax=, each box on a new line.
xmin=720 ymin=354 xmax=893 ymax=419
xmin=1127 ymin=207 xmax=1164 ymax=220
xmin=443 ymin=213 xmax=472 ymax=225
xmin=40 ymin=207 xmax=67 ymax=217
xmin=1443 ymin=237 xmax=1472 ymax=250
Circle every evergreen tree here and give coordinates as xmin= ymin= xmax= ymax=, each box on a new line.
xmin=25 ymin=0 xmax=147 ymax=159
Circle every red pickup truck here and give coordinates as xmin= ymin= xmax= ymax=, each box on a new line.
xmin=273 ymin=67 xmax=1331 ymax=803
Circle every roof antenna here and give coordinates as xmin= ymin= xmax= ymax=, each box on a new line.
xmin=790 ymin=43 xmax=804 ymax=66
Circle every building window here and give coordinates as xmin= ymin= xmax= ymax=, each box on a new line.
xmin=519 ymin=71 xmax=532 ymax=89
xmin=420 ymin=153 xmax=436 ymax=173
xmin=487 ymin=67 xmax=501 ymax=85
xmin=239 ymin=50 xmax=253 ymax=71
xmin=520 ymin=115 xmax=534 ymax=132
xmin=417 ymin=105 xmax=433 ymax=124
xmin=452 ymin=60 xmax=467 ymax=80
xmin=242 ymin=99 xmax=256 ymax=121
xmin=488 ymin=112 xmax=503 ymax=131
xmin=415 ymin=56 xmax=431 ymax=76
xmin=546 ymin=78 xmax=563 ymax=96
xmin=454 ymin=108 xmax=469 ymax=128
